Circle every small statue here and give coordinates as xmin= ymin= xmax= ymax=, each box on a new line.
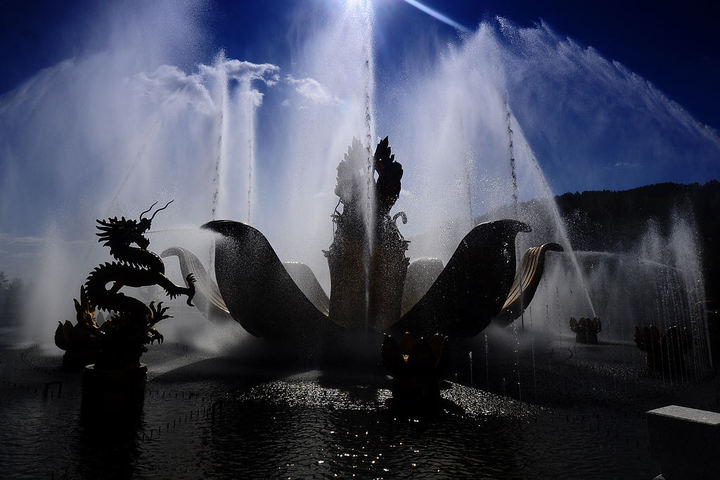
xmin=55 ymin=201 xmax=195 ymax=371
xmin=569 ymin=316 xmax=602 ymax=344
xmin=382 ymin=332 xmax=447 ymax=413
xmin=635 ymin=324 xmax=691 ymax=377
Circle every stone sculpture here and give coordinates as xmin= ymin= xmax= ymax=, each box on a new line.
xmin=55 ymin=202 xmax=196 ymax=370
xmin=569 ymin=317 xmax=602 ymax=344
xmin=171 ymin=136 xmax=561 ymax=343
xmin=635 ymin=324 xmax=691 ymax=377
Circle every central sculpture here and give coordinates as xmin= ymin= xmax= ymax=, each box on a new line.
xmin=166 ymin=136 xmax=561 ymax=344
xmin=325 ymin=136 xmax=409 ymax=331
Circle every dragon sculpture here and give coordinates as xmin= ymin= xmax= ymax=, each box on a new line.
xmin=55 ymin=201 xmax=196 ymax=369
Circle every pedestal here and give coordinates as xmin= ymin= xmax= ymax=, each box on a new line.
xmin=647 ymin=405 xmax=720 ymax=479
xmin=81 ymin=364 xmax=147 ymax=418
xmin=391 ymin=374 xmax=440 ymax=414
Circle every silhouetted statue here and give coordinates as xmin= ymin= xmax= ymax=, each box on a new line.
xmin=635 ymin=324 xmax=691 ymax=378
xmin=55 ymin=201 xmax=195 ymax=370
xmin=569 ymin=317 xmax=602 ymax=344
xmin=325 ymin=136 xmax=409 ymax=330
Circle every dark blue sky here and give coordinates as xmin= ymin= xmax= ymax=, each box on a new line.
xmin=2 ymin=0 xmax=719 ymax=131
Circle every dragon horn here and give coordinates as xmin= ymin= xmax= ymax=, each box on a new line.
xmin=139 ymin=201 xmax=159 ymax=219
xmin=149 ymin=199 xmax=174 ymax=221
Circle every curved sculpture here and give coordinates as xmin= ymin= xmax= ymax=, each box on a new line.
xmin=282 ymin=262 xmax=330 ymax=316
xmin=391 ymin=220 xmax=531 ymax=337
xmin=495 ymin=242 xmax=564 ymax=326
xmin=202 ymin=220 xmax=344 ymax=343
xmin=162 ymin=247 xmax=330 ymax=319
xmin=401 ymin=258 xmax=445 ymax=315
xmin=171 ymin=137 xmax=561 ymax=342
xmin=161 ymin=246 xmax=233 ymax=323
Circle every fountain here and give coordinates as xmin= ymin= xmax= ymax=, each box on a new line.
xmin=0 ymin=2 xmax=714 ymax=355
xmin=49 ymin=127 xmax=563 ymax=420
xmin=167 ymin=135 xmax=562 ymax=348
xmin=2 ymin=1 xmax=720 ymax=478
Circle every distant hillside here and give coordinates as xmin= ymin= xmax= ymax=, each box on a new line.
xmin=477 ymin=180 xmax=720 ymax=305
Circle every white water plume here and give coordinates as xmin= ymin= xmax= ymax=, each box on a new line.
xmin=251 ymin=1 xmax=377 ymax=294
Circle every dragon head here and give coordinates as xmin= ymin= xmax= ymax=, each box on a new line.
xmin=96 ymin=200 xmax=173 ymax=251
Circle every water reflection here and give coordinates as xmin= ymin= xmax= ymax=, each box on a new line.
xmin=77 ymin=409 xmax=143 ymax=480
xmin=2 ymin=341 xmax=717 ymax=479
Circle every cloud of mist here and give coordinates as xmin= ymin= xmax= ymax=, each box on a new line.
xmin=285 ymin=75 xmax=340 ymax=106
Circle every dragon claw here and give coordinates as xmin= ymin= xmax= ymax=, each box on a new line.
xmin=185 ymin=273 xmax=196 ymax=306
xmin=148 ymin=301 xmax=171 ymax=326
xmin=151 ymin=332 xmax=164 ymax=345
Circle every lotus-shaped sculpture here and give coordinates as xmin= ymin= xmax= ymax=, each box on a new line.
xmin=164 ymin=137 xmax=562 ymax=344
